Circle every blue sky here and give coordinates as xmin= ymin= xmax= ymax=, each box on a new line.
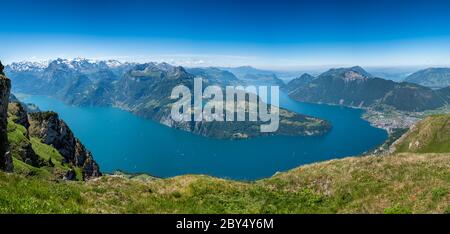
xmin=1 ymin=0 xmax=450 ymax=69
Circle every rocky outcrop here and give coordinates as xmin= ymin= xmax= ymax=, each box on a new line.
xmin=15 ymin=140 xmax=39 ymax=167
xmin=63 ymin=169 xmax=77 ymax=180
xmin=28 ymin=111 xmax=101 ymax=179
xmin=0 ymin=61 xmax=13 ymax=171
xmin=7 ymin=102 xmax=41 ymax=166
xmin=8 ymin=101 xmax=30 ymax=129
xmin=0 ymin=61 xmax=4 ymax=76
xmin=7 ymin=60 xmax=331 ymax=139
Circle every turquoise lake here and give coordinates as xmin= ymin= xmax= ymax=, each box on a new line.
xmin=18 ymin=92 xmax=387 ymax=180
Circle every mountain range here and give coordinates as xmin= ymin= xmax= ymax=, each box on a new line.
xmin=286 ymin=66 xmax=450 ymax=112
xmin=221 ymin=66 xmax=286 ymax=86
xmin=5 ymin=59 xmax=330 ymax=139
xmin=1 ymin=59 xmax=450 ymax=214
xmin=1 ymin=60 xmax=100 ymax=179
xmin=404 ymin=67 xmax=450 ymax=89
xmin=6 ymin=58 xmax=450 ymax=127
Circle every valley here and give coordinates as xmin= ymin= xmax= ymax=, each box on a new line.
xmin=6 ymin=59 xmax=330 ymax=139
xmin=17 ymin=91 xmax=386 ymax=179
xmin=285 ymin=66 xmax=450 ymax=136
xmin=2 ymin=0 xmax=450 ymax=218
xmin=8 ymin=58 xmax=450 ymax=178
xmin=1 ymin=59 xmax=449 ymax=213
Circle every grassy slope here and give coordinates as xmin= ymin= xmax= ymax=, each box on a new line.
xmin=1 ymin=114 xmax=449 ymax=214
xmin=395 ymin=114 xmax=450 ymax=153
xmin=7 ymin=119 xmax=30 ymax=160
xmin=0 ymin=153 xmax=448 ymax=214
xmin=6 ymin=119 xmax=83 ymax=181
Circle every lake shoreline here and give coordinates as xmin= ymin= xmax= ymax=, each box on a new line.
xmin=15 ymin=92 xmax=388 ymax=180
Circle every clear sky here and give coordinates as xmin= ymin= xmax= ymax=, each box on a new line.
xmin=1 ymin=0 xmax=450 ymax=69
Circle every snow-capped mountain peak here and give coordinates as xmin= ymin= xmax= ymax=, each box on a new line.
xmin=6 ymin=60 xmax=50 ymax=72
xmin=104 ymin=59 xmax=123 ymax=68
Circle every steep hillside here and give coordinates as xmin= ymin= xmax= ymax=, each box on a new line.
xmin=238 ymin=73 xmax=285 ymax=87
xmin=6 ymin=60 xmax=331 ymax=139
xmin=405 ymin=68 xmax=450 ymax=89
xmin=0 ymin=61 xmax=13 ymax=171
xmin=286 ymin=66 xmax=448 ymax=111
xmin=285 ymin=73 xmax=315 ymax=93
xmin=27 ymin=111 xmax=101 ymax=178
xmin=7 ymin=107 xmax=40 ymax=167
xmin=437 ymin=86 xmax=450 ymax=102
xmin=0 ymin=152 xmax=448 ymax=214
xmin=0 ymin=65 xmax=449 ymax=213
xmin=1 ymin=60 xmax=100 ymax=180
xmin=7 ymin=105 xmax=101 ymax=180
xmin=393 ymin=114 xmax=450 ymax=153
xmin=110 ymin=63 xmax=330 ymax=138
xmin=186 ymin=67 xmax=240 ymax=85
xmin=221 ymin=66 xmax=286 ymax=86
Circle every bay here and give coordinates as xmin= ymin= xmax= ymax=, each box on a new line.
xmin=18 ymin=92 xmax=387 ymax=180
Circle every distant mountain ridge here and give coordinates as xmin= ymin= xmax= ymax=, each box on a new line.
xmin=221 ymin=66 xmax=285 ymax=87
xmin=5 ymin=58 xmax=134 ymax=100
xmin=6 ymin=58 xmax=131 ymax=73
xmin=285 ymin=66 xmax=450 ymax=112
xmin=2 ymin=62 xmax=450 ymax=214
xmin=1 ymin=60 xmax=100 ymax=179
xmin=404 ymin=67 xmax=450 ymax=89
xmin=5 ymin=59 xmax=331 ymax=139
xmin=9 ymin=61 xmax=450 ymax=113
xmin=186 ymin=67 xmax=240 ymax=85
xmin=285 ymin=73 xmax=315 ymax=93
xmin=0 ymin=61 xmax=12 ymax=171
xmin=318 ymin=66 xmax=373 ymax=80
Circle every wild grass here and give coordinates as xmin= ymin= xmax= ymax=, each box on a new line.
xmin=1 ymin=113 xmax=449 ymax=214
xmin=0 ymin=153 xmax=448 ymax=214
xmin=7 ymin=119 xmax=83 ymax=181
xmin=395 ymin=114 xmax=450 ymax=153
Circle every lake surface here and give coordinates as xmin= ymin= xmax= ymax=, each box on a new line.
xmin=18 ymin=92 xmax=387 ymax=180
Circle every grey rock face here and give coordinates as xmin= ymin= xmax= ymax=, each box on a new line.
xmin=7 ymin=102 xmax=43 ymax=167
xmin=63 ymin=169 xmax=76 ymax=180
xmin=8 ymin=101 xmax=30 ymax=129
xmin=0 ymin=61 xmax=4 ymax=76
xmin=0 ymin=61 xmax=13 ymax=171
xmin=28 ymin=111 xmax=101 ymax=179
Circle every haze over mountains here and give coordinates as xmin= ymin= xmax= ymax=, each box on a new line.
xmin=286 ymin=66 xmax=450 ymax=112
xmin=0 ymin=61 xmax=100 ymax=179
xmin=2 ymin=59 xmax=450 ymax=213
xmin=5 ymin=58 xmax=330 ymax=139
xmin=220 ymin=66 xmax=286 ymax=87
xmin=6 ymin=58 xmax=450 ymax=115
xmin=404 ymin=68 xmax=450 ymax=89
